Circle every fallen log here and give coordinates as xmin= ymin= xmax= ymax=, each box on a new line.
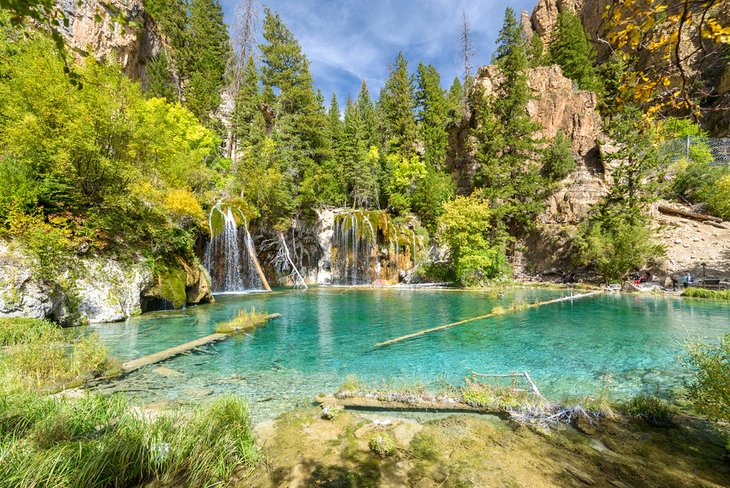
xmin=121 ymin=333 xmax=229 ymax=374
xmin=122 ymin=312 xmax=281 ymax=373
xmin=658 ymin=204 xmax=723 ymax=223
xmin=374 ymin=291 xmax=602 ymax=347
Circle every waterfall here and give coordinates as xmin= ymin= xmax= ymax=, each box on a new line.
xmin=330 ymin=210 xmax=418 ymax=286
xmin=204 ymin=204 xmax=266 ymax=293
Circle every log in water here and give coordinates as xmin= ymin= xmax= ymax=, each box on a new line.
xmin=121 ymin=313 xmax=281 ymax=373
xmin=374 ymin=291 xmax=602 ymax=347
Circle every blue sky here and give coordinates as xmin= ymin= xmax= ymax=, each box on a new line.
xmin=219 ymin=0 xmax=537 ymax=103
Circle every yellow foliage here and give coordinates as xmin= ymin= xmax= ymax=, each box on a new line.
xmin=163 ymin=189 xmax=205 ymax=222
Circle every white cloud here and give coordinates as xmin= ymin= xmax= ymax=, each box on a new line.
xmin=221 ymin=0 xmax=537 ymax=101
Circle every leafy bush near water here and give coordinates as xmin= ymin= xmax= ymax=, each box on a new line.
xmin=682 ymin=288 xmax=730 ymax=301
xmin=0 ymin=393 xmax=257 ymax=488
xmin=684 ymin=334 xmax=729 ymax=423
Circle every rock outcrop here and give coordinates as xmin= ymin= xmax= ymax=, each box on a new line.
xmin=59 ymin=0 xmax=168 ymax=89
xmin=0 ymin=241 xmax=212 ymax=325
xmin=448 ymin=64 xmax=606 ymax=200
xmin=525 ymin=0 xmax=730 ymax=135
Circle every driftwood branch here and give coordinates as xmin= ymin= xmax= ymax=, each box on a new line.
xmin=658 ymin=204 xmax=723 ymax=223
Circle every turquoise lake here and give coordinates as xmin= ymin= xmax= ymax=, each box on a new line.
xmin=87 ymin=288 xmax=730 ymax=422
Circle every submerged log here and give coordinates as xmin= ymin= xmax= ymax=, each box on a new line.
xmin=317 ymin=394 xmax=489 ymax=414
xmin=122 ymin=313 xmax=280 ymax=373
xmin=121 ymin=334 xmax=229 ymax=374
xmin=374 ymin=291 xmax=602 ymax=347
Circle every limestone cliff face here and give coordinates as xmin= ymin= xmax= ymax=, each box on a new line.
xmin=445 ymin=63 xmax=609 ymax=276
xmin=0 ymin=241 xmax=212 ymax=325
xmin=59 ymin=0 xmax=165 ymax=88
xmin=447 ymin=64 xmax=607 ymax=217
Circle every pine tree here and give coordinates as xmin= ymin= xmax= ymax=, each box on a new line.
xmin=342 ymin=98 xmax=378 ymax=207
xmin=259 ymin=8 xmax=325 ymax=180
xmin=415 ymin=63 xmax=448 ymax=170
xmin=356 ymin=81 xmax=379 ymax=152
xmin=233 ymin=56 xmax=264 ymax=148
xmin=527 ymin=33 xmax=547 ymax=68
xmin=381 ymin=52 xmax=418 ymax=158
xmin=474 ymin=8 xmax=547 ymax=252
xmin=447 ymin=76 xmax=464 ymax=123
xmin=549 ymin=10 xmax=601 ymax=92
xmin=146 ymin=52 xmax=178 ymax=102
xmin=185 ymin=0 xmax=231 ymax=126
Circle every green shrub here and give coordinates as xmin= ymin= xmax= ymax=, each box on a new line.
xmin=682 ymin=288 xmax=730 ymax=301
xmin=685 ymin=334 xmax=729 ymax=422
xmin=437 ymin=195 xmax=508 ymax=286
xmin=0 ymin=317 xmax=56 ymax=346
xmin=368 ymin=432 xmax=397 ymax=457
xmin=623 ymin=395 xmax=674 ymax=427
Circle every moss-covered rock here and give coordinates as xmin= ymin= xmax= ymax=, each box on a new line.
xmin=141 ymin=265 xmax=187 ymax=311
xmin=140 ymin=258 xmax=213 ymax=312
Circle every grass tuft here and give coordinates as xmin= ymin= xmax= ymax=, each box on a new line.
xmin=623 ymin=395 xmax=675 ymax=427
xmin=682 ymin=288 xmax=730 ymax=301
xmin=368 ymin=432 xmax=397 ymax=457
xmin=215 ymin=307 xmax=272 ymax=334
xmin=0 ymin=393 xmax=257 ymax=487
xmin=0 ymin=318 xmax=121 ymax=393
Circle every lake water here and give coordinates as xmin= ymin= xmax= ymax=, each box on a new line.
xmin=87 ymin=288 xmax=730 ymax=422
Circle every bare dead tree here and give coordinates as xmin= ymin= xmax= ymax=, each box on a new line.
xmin=459 ymin=10 xmax=476 ymax=114
xmin=231 ymin=0 xmax=259 ymax=93
xmin=225 ymin=0 xmax=259 ymax=162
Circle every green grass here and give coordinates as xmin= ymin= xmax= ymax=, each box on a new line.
xmin=215 ymin=306 xmax=272 ymax=334
xmin=0 ymin=318 xmax=121 ymax=393
xmin=682 ymin=288 xmax=730 ymax=301
xmin=0 ymin=317 xmax=57 ymax=346
xmin=622 ymin=395 xmax=675 ymax=427
xmin=0 ymin=392 xmax=257 ymax=487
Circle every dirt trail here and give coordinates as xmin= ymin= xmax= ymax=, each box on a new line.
xmin=239 ymin=408 xmax=729 ymax=488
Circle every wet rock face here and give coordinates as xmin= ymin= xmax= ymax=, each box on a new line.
xmin=140 ymin=260 xmax=213 ymax=313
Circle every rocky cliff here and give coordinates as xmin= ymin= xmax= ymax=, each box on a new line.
xmin=0 ymin=241 xmax=212 ymax=325
xmin=58 ymin=0 xmax=167 ymax=89
xmin=525 ymin=0 xmax=730 ymax=135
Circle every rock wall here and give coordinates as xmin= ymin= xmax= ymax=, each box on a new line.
xmin=525 ymin=0 xmax=730 ymax=135
xmin=59 ymin=0 xmax=167 ymax=89
xmin=448 ymin=64 xmax=606 ymax=200
xmin=0 ymin=241 xmax=212 ymax=325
